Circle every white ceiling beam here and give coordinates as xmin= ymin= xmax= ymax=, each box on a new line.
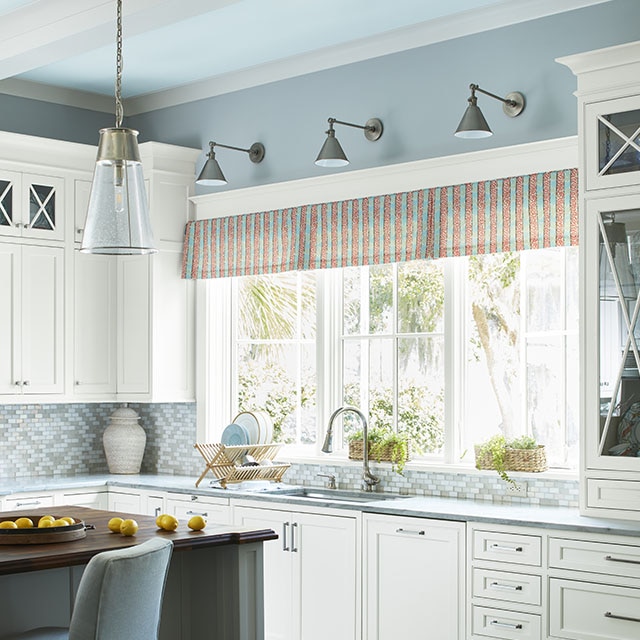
xmin=0 ymin=0 xmax=238 ymax=80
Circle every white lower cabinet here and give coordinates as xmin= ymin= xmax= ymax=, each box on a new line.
xmin=165 ymin=492 xmax=230 ymax=525
xmin=469 ymin=525 xmax=543 ymax=640
xmin=57 ymin=489 xmax=108 ymax=510
xmin=363 ymin=513 xmax=465 ymax=640
xmin=2 ymin=492 xmax=56 ymax=511
xmin=233 ymin=501 xmax=360 ymax=640
xmin=548 ymin=533 xmax=640 ymax=640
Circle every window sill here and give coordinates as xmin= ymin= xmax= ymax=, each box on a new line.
xmin=277 ymin=449 xmax=579 ymax=482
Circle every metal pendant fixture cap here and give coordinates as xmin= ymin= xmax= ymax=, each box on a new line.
xmin=96 ymin=127 xmax=143 ymax=163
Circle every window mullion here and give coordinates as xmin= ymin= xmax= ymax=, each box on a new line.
xmin=445 ymin=258 xmax=462 ymax=464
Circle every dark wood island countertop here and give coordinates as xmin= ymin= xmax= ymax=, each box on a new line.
xmin=0 ymin=505 xmax=277 ymax=576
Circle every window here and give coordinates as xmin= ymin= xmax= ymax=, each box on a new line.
xmin=213 ymin=245 xmax=579 ymax=470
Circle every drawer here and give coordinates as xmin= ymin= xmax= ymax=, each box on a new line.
xmin=549 ymin=537 xmax=640 ymax=579
xmin=550 ymin=578 xmax=640 ymax=640
xmin=472 ymin=605 xmax=541 ymax=639
xmin=3 ymin=494 xmax=55 ymax=511
xmin=472 ymin=568 xmax=541 ymax=606
xmin=473 ymin=530 xmax=542 ymax=567
xmin=587 ymin=478 xmax=640 ymax=513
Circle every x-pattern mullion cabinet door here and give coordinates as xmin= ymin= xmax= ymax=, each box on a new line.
xmin=0 ymin=171 xmax=65 ymax=242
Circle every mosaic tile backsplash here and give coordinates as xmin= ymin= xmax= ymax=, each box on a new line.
xmin=0 ymin=403 xmax=579 ymax=507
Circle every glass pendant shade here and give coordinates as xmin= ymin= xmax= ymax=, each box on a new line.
xmin=315 ymin=130 xmax=349 ymax=167
xmin=455 ymin=102 xmax=493 ymax=139
xmin=81 ymin=127 xmax=156 ymax=255
xmin=196 ymin=152 xmax=227 ymax=186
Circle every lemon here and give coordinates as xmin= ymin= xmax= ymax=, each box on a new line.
xmin=60 ymin=516 xmax=75 ymax=525
xmin=38 ymin=518 xmax=55 ymax=528
xmin=39 ymin=515 xmax=55 ymax=524
xmin=14 ymin=517 xmax=34 ymax=529
xmin=187 ymin=515 xmax=206 ymax=531
xmin=0 ymin=520 xmax=18 ymax=529
xmin=120 ymin=519 xmax=139 ymax=536
xmin=156 ymin=513 xmax=169 ymax=529
xmin=107 ymin=517 xmax=124 ymax=533
xmin=51 ymin=519 xmax=69 ymax=527
xmin=160 ymin=514 xmax=179 ymax=531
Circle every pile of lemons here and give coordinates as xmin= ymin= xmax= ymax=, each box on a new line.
xmin=106 ymin=513 xmax=207 ymax=537
xmin=0 ymin=515 xmax=75 ymax=529
xmin=157 ymin=513 xmax=207 ymax=532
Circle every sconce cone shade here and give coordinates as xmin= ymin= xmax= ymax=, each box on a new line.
xmin=455 ymin=103 xmax=492 ymax=139
xmin=80 ymin=127 xmax=157 ymax=255
xmin=315 ymin=130 xmax=349 ymax=167
xmin=196 ymin=153 xmax=227 ymax=186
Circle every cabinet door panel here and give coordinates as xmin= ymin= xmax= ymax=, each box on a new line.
xmin=74 ymin=252 xmax=116 ymax=395
xmin=297 ymin=512 xmax=359 ymax=640
xmin=364 ymin=514 xmax=465 ymax=640
xmin=0 ymin=171 xmax=21 ymax=238
xmin=0 ymin=244 xmax=19 ymax=393
xmin=20 ymin=245 xmax=64 ymax=393
xmin=234 ymin=506 xmax=294 ymax=640
xmin=22 ymin=174 xmax=65 ymax=241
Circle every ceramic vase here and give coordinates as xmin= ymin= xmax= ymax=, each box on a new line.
xmin=103 ymin=407 xmax=146 ymax=474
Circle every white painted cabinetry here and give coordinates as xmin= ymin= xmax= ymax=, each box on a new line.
xmin=165 ymin=492 xmax=230 ymax=524
xmin=468 ymin=525 xmax=543 ymax=640
xmin=233 ymin=501 xmax=360 ymax=640
xmin=0 ymin=243 xmax=64 ymax=395
xmin=363 ymin=513 xmax=465 ymax=640
xmin=559 ymin=41 xmax=640 ymax=520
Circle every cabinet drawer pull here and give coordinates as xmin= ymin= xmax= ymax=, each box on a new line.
xmin=605 ymin=611 xmax=640 ymax=623
xmin=490 ymin=582 xmax=523 ymax=591
xmin=490 ymin=543 xmax=523 ymax=552
xmin=396 ymin=528 xmax=425 ymax=536
xmin=604 ymin=554 xmax=640 ymax=566
xmin=291 ymin=522 xmax=298 ymax=552
xmin=186 ymin=510 xmax=207 ymax=517
xmin=282 ymin=522 xmax=289 ymax=552
xmin=490 ymin=620 xmax=523 ymax=630
xmin=15 ymin=500 xmax=42 ymax=507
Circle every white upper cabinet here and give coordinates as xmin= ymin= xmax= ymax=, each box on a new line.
xmin=560 ymin=41 xmax=640 ymax=520
xmin=0 ymin=171 xmax=65 ymax=242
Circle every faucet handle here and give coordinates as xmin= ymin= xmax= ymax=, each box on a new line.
xmin=317 ymin=473 xmax=337 ymax=489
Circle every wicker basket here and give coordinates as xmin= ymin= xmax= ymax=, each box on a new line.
xmin=474 ymin=444 xmax=547 ymax=473
xmin=349 ymin=439 xmax=411 ymax=464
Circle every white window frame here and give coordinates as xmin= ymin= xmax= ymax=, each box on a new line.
xmin=194 ymin=137 xmax=579 ymax=469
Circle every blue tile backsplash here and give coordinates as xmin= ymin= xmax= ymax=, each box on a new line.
xmin=0 ymin=402 xmax=579 ymax=507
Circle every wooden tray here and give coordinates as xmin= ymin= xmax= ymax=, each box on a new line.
xmin=0 ymin=516 xmax=87 ymax=545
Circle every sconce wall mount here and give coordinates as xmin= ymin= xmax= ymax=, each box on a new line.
xmin=315 ymin=116 xmax=383 ymax=167
xmin=455 ymin=83 xmax=525 ymax=139
xmin=196 ymin=140 xmax=265 ymax=186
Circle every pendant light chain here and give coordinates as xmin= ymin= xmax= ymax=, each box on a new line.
xmin=115 ymin=0 xmax=124 ymax=128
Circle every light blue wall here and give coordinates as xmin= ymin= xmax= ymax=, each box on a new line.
xmin=129 ymin=0 xmax=640 ymax=193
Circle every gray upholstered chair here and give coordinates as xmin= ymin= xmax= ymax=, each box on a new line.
xmin=6 ymin=537 xmax=173 ymax=640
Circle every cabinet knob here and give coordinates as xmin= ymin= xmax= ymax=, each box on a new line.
xmin=22 ymin=380 xmax=30 ymax=386
xmin=76 ymin=228 xmax=83 ymax=235
xmin=75 ymin=381 xmax=81 ymax=386
xmin=14 ymin=381 xmax=22 ymax=386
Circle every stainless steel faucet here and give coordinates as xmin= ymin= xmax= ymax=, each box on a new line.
xmin=322 ymin=406 xmax=380 ymax=492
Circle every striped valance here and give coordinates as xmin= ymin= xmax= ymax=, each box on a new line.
xmin=182 ymin=168 xmax=578 ymax=279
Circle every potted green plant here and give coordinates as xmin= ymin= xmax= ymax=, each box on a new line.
xmin=474 ymin=434 xmax=547 ymax=484
xmin=347 ymin=427 xmax=411 ymax=474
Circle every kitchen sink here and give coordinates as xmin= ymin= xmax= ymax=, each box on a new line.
xmin=266 ymin=487 xmax=406 ymax=503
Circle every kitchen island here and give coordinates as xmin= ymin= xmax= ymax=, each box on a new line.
xmin=0 ymin=506 xmax=277 ymax=639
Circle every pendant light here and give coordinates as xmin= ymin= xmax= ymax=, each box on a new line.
xmin=80 ymin=0 xmax=156 ymax=255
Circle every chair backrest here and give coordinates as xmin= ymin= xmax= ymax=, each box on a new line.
xmin=68 ymin=538 xmax=173 ymax=640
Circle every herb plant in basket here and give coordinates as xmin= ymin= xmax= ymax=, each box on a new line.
xmin=347 ymin=427 xmax=411 ymax=475
xmin=474 ymin=434 xmax=547 ymax=485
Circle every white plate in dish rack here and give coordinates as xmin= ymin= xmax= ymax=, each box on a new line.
xmin=233 ymin=411 xmax=273 ymax=444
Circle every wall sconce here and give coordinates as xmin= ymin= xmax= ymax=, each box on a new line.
xmin=454 ymin=84 xmax=525 ymax=139
xmin=196 ymin=140 xmax=266 ymax=186
xmin=315 ymin=117 xmax=383 ymax=167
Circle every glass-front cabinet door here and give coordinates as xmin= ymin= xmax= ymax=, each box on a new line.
xmin=585 ymin=194 xmax=640 ymax=473
xmin=586 ymin=95 xmax=640 ymax=191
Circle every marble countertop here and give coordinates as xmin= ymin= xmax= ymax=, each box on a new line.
xmin=2 ymin=473 xmax=640 ymax=537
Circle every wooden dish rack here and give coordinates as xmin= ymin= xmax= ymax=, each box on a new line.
xmin=194 ymin=443 xmax=290 ymax=488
